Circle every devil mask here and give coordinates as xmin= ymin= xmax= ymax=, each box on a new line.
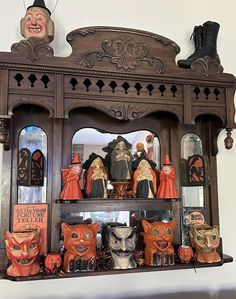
xmin=5 ymin=228 xmax=42 ymax=277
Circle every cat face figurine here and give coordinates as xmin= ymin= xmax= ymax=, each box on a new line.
xmin=5 ymin=228 xmax=42 ymax=277
xmin=189 ymin=224 xmax=221 ymax=263
xmin=61 ymin=223 xmax=99 ymax=272
xmin=142 ymin=219 xmax=176 ymax=266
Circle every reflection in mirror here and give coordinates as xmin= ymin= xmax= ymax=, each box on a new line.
xmin=72 ymin=128 xmax=160 ymax=198
xmin=181 ymin=133 xmax=204 ymax=206
xmin=18 ymin=125 xmax=47 ymax=203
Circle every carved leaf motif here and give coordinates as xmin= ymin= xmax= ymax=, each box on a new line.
xmin=11 ymin=38 xmax=54 ymax=62
xmin=77 ymin=35 xmax=166 ymax=73
xmin=191 ymin=57 xmax=223 ymax=77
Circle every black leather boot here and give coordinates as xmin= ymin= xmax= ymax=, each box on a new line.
xmin=178 ymin=21 xmax=220 ymax=69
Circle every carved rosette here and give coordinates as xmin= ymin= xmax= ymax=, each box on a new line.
xmin=78 ymin=34 xmax=166 ymax=73
xmin=11 ymin=38 xmax=54 ymax=62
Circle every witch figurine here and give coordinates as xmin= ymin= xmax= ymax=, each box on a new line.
xmin=107 ymin=136 xmax=133 ymax=182
xmin=157 ymin=154 xmax=178 ymax=199
xmin=20 ymin=0 xmax=54 ymax=43
xmin=83 ymin=153 xmax=108 ymax=198
xmin=60 ymin=153 xmax=83 ymax=200
xmin=132 ymin=154 xmax=157 ymax=198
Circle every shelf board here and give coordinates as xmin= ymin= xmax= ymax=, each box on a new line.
xmin=55 ymin=198 xmax=181 ymax=212
xmin=0 ymin=254 xmax=232 ymax=281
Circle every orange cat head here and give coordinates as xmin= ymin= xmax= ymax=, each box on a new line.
xmin=61 ymin=223 xmax=99 ymax=258
xmin=142 ymin=219 xmax=176 ymax=253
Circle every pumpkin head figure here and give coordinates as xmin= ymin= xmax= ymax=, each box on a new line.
xmin=45 ymin=253 xmax=62 ymax=272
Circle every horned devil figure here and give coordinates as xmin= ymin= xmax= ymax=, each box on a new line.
xmin=108 ymin=226 xmax=137 ymax=269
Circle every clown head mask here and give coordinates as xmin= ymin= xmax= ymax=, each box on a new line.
xmin=108 ymin=226 xmax=137 ymax=269
xmin=5 ymin=228 xmax=42 ymax=277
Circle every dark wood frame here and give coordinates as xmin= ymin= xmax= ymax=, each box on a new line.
xmin=0 ymin=26 xmax=235 ymax=279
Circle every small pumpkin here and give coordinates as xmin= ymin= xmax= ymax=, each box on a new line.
xmin=45 ymin=253 xmax=62 ymax=272
xmin=178 ymin=245 xmax=193 ymax=264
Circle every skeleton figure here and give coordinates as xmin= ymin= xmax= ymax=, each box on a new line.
xmin=108 ymin=226 xmax=137 ymax=269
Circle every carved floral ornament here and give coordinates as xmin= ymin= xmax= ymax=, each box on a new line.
xmin=77 ymin=34 xmax=166 ymax=73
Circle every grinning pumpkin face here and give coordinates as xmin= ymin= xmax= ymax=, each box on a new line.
xmin=178 ymin=245 xmax=193 ymax=263
xmin=45 ymin=253 xmax=62 ymax=271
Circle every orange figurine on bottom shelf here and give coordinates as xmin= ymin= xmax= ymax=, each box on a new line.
xmin=5 ymin=228 xmax=42 ymax=277
xmin=60 ymin=153 xmax=83 ymax=200
xmin=142 ymin=219 xmax=176 ymax=266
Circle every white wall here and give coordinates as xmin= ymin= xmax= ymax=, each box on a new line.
xmin=0 ymin=1 xmax=236 ymax=298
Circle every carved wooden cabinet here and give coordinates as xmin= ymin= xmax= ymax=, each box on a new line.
xmin=0 ymin=26 xmax=235 ymax=280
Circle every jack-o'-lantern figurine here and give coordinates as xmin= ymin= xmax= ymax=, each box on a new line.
xmin=61 ymin=222 xmax=99 ymax=272
xmin=5 ymin=228 xmax=42 ymax=277
xmin=20 ymin=0 xmax=54 ymax=43
xmin=142 ymin=219 xmax=176 ymax=266
xmin=178 ymin=245 xmax=193 ymax=263
xmin=189 ymin=224 xmax=221 ymax=263
xmin=45 ymin=253 xmax=62 ymax=273
xmin=108 ymin=226 xmax=137 ymax=269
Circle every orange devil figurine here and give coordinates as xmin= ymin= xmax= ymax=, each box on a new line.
xmin=142 ymin=219 xmax=176 ymax=266
xmin=61 ymin=222 xmax=99 ymax=272
xmin=60 ymin=153 xmax=83 ymax=200
xmin=157 ymin=154 xmax=178 ymax=199
xmin=5 ymin=228 xmax=42 ymax=277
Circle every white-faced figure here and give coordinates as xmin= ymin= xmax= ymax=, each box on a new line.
xmin=108 ymin=226 xmax=137 ymax=269
xmin=21 ymin=0 xmax=54 ymax=43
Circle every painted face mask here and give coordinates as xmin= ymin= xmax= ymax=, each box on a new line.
xmin=189 ymin=224 xmax=221 ymax=263
xmin=108 ymin=226 xmax=137 ymax=269
xmin=5 ymin=228 xmax=42 ymax=277
xmin=20 ymin=7 xmax=54 ymax=43
xmin=142 ymin=219 xmax=176 ymax=266
xmin=61 ymin=223 xmax=99 ymax=272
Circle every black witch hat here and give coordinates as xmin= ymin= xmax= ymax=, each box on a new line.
xmin=83 ymin=153 xmax=106 ymax=170
xmin=27 ymin=0 xmax=51 ymax=15
xmin=107 ymin=135 xmax=132 ymax=150
xmin=132 ymin=153 xmax=156 ymax=170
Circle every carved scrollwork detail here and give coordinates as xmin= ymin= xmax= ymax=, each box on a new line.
xmin=11 ymin=38 xmax=54 ymax=62
xmin=191 ymin=57 xmax=223 ymax=77
xmin=109 ymin=104 xmax=158 ymax=121
xmin=77 ymin=34 xmax=166 ymax=73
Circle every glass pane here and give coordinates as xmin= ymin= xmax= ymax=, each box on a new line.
xmin=181 ymin=133 xmax=204 ymax=207
xmin=18 ymin=125 xmax=47 ymax=203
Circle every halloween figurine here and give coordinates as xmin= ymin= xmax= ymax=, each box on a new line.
xmin=83 ymin=153 xmax=108 ymax=198
xmin=142 ymin=219 xmax=176 ymax=266
xmin=45 ymin=253 xmax=62 ymax=273
xmin=177 ymin=245 xmax=194 ymax=264
xmin=189 ymin=224 xmax=221 ymax=263
xmin=5 ymin=228 xmax=42 ymax=277
xmin=157 ymin=155 xmax=178 ymax=199
xmin=108 ymin=136 xmax=133 ymax=182
xmin=60 ymin=153 xmax=83 ymax=200
xmin=108 ymin=226 xmax=137 ymax=269
xmin=132 ymin=155 xmax=157 ymax=198
xmin=61 ymin=222 xmax=99 ymax=272
xmin=20 ymin=0 xmax=54 ymax=43
xmin=133 ymin=142 xmax=147 ymax=160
